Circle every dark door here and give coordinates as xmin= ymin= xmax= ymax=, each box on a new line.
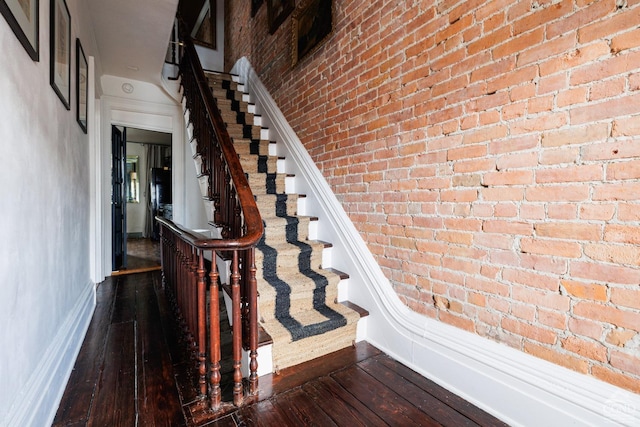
xmin=112 ymin=126 xmax=127 ymax=271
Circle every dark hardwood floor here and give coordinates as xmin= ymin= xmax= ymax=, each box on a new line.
xmin=53 ymin=271 xmax=507 ymax=427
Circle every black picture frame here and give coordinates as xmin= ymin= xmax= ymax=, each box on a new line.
xmin=251 ymin=0 xmax=262 ymax=17
xmin=266 ymin=0 xmax=293 ymax=35
xmin=292 ymin=0 xmax=332 ymax=66
xmin=76 ymin=38 xmax=87 ymax=133
xmin=0 ymin=0 xmax=39 ymax=60
xmin=50 ymin=0 xmax=70 ymax=110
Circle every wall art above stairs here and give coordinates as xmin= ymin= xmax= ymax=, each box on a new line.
xmin=186 ymin=71 xmax=366 ymax=372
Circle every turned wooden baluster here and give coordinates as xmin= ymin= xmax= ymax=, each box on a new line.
xmin=208 ymin=250 xmax=222 ymax=410
xmin=231 ymin=251 xmax=244 ymax=406
xmin=196 ymin=251 xmax=207 ymax=398
xmin=247 ymin=247 xmax=259 ymax=394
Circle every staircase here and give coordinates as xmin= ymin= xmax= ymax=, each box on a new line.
xmin=185 ymin=71 xmax=363 ymax=372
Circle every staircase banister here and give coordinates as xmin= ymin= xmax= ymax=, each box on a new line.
xmin=156 ymin=216 xmax=262 ymax=251
xmin=181 ymin=35 xmax=264 ymax=247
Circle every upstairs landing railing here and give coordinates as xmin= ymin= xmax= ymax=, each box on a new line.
xmin=157 ymin=28 xmax=263 ymax=411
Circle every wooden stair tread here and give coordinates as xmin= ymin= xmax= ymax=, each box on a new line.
xmin=340 ymin=300 xmax=369 ymax=318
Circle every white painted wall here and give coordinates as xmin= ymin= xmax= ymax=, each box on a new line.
xmin=0 ymin=0 xmax=98 ymax=424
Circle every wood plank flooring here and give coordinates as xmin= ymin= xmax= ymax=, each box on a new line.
xmin=53 ymin=271 xmax=507 ymax=427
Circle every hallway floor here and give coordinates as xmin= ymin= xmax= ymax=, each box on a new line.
xmin=52 ymin=271 xmax=507 ymax=426
xmin=112 ymin=237 xmax=161 ymax=275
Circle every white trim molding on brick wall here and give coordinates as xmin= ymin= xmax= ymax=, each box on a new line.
xmin=231 ymin=56 xmax=640 ymax=427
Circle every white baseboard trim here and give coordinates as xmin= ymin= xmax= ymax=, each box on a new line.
xmin=231 ymin=56 xmax=640 ymax=427
xmin=4 ymin=282 xmax=96 ymax=427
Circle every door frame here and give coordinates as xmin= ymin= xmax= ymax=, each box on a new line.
xmin=111 ymin=126 xmax=127 ymax=271
xmin=92 ymin=95 xmax=184 ymax=281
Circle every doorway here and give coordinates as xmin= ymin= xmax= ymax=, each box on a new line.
xmin=111 ymin=126 xmax=172 ymax=275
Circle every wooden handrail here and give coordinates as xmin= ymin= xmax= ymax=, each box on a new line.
xmin=156 ymin=19 xmax=263 ymax=413
xmin=181 ymin=37 xmax=264 ymax=249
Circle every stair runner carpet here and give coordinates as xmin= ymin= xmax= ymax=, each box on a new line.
xmin=198 ymin=72 xmax=360 ymax=371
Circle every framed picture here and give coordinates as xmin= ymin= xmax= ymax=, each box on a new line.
xmin=251 ymin=0 xmax=262 ymax=17
xmin=50 ymin=0 xmax=70 ymax=110
xmin=76 ymin=38 xmax=87 ymax=133
xmin=292 ymin=0 xmax=332 ymax=66
xmin=266 ymin=0 xmax=293 ymax=34
xmin=0 ymin=0 xmax=39 ymax=60
xmin=192 ymin=0 xmax=216 ymax=49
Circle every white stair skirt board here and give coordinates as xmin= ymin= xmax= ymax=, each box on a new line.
xmin=6 ymin=282 xmax=96 ymax=427
xmin=231 ymin=57 xmax=640 ymax=427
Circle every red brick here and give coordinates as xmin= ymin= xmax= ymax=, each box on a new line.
xmin=513 ymin=0 xmax=573 ymax=35
xmin=571 ymin=92 xmax=640 ymax=125
xmin=520 ymin=204 xmax=546 ymax=220
xmin=568 ymin=317 xmax=604 ymax=340
xmin=512 ymin=285 xmax=570 ymax=311
xmin=619 ymin=204 xmax=640 ymax=221
xmin=483 ymin=170 xmax=533 ymax=186
xmin=447 ymin=144 xmax=486 ymax=161
xmin=511 ymin=113 xmax=568 ymax=135
xmin=607 ymin=160 xmax=640 ymax=180
xmin=535 ymin=223 xmax=601 ymax=241
xmin=502 ymin=317 xmax=557 ymax=344
xmin=582 ymin=140 xmax=640 ymax=161
xmin=481 ymin=187 xmax=525 ymax=201
xmin=517 ymin=33 xmax=576 ymax=67
xmin=592 ymin=366 xmax=640 ymax=394
xmin=441 ymin=189 xmax=478 ymax=202
xmin=561 ymin=280 xmax=608 ymax=302
xmin=610 ymin=350 xmax=640 ymax=377
xmin=547 ymin=0 xmax=614 ymax=40
xmin=606 ymin=329 xmax=637 ymax=347
xmin=536 ymin=164 xmax=603 ymax=183
xmin=526 ymin=185 xmax=590 ymax=202
xmin=520 ymin=238 xmax=582 ymax=258
xmin=578 ymin=4 xmax=640 ymax=44
xmin=503 ymin=268 xmax=560 ymax=292
xmin=547 ymin=203 xmax=577 ymax=220
xmin=557 ymin=87 xmax=589 ymax=107
xmin=496 ymin=153 xmax=538 ymax=170
xmin=524 ymin=342 xmax=589 ymax=374
xmin=520 ymin=253 xmax=568 ymax=275
xmin=573 ymin=301 xmax=640 ymax=331
xmin=435 ymin=230 xmax=474 ymax=246
xmin=483 ymin=219 xmax=533 ymax=236
xmin=594 ymin=183 xmax=640 ymax=201
xmin=538 ymin=309 xmax=568 ymax=330
xmin=584 ymin=243 xmax=640 ymax=266
xmin=462 ymin=125 xmax=509 ymax=145
xmin=571 ymin=261 xmax=640 ymax=285
xmin=610 ymin=288 xmax=640 ymax=310
xmin=613 ymin=116 xmax=640 ymax=137
xmin=489 ymin=135 xmax=538 ymax=155
xmin=439 ymin=311 xmax=476 ymax=333
xmin=541 ymin=123 xmax=609 ymax=147
xmin=537 ymin=75 xmax=567 ymax=96
xmin=589 ymin=77 xmax=626 ymax=101
xmin=539 ymin=147 xmax=580 ymax=165
xmin=539 ymin=41 xmax=611 ymax=77
xmin=494 ymin=202 xmax=518 ymax=218
xmin=579 ymin=204 xmax=615 ymax=221
xmin=561 ymin=336 xmax=607 ymax=362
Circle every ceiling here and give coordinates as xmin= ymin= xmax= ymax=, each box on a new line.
xmin=86 ymin=0 xmax=180 ymax=84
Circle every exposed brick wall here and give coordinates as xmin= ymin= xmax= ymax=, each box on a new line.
xmin=225 ymin=0 xmax=640 ymax=394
